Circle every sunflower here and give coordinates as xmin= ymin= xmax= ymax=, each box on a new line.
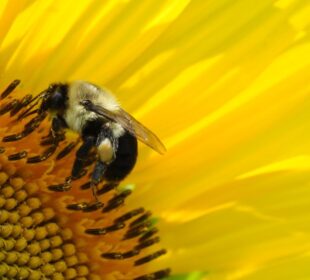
xmin=0 ymin=0 xmax=310 ymax=280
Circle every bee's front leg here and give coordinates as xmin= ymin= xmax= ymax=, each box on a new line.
xmin=51 ymin=116 xmax=66 ymax=140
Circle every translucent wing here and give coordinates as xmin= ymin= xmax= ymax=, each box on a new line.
xmin=81 ymin=100 xmax=166 ymax=154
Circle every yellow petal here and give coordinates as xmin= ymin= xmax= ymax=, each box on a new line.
xmin=1 ymin=0 xmax=310 ymax=279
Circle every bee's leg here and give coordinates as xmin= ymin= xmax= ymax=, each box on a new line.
xmin=74 ymin=160 xmax=107 ymax=211
xmin=90 ymin=160 xmax=107 ymax=200
xmin=71 ymin=135 xmax=96 ymax=179
xmin=67 ymin=159 xmax=105 ymax=212
xmin=51 ymin=116 xmax=67 ymax=139
xmin=67 ymin=158 xmax=106 ymax=212
xmin=45 ymin=116 xmax=67 ymax=146
xmin=91 ymin=160 xmax=107 ymax=185
xmin=39 ymin=116 xmax=66 ymax=145
xmin=10 ymin=94 xmax=33 ymax=116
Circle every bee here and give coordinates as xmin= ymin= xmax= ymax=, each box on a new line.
xmin=2 ymin=81 xmax=166 ymax=208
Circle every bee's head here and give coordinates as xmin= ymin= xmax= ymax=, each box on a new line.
xmin=40 ymin=83 xmax=68 ymax=112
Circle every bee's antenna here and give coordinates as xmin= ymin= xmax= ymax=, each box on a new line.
xmin=21 ymin=109 xmax=39 ymax=118
xmin=29 ymin=90 xmax=47 ymax=104
xmin=17 ymin=98 xmax=40 ymax=120
xmin=16 ymin=90 xmax=47 ymax=120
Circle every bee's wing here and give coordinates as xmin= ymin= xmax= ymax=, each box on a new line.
xmin=81 ymin=101 xmax=166 ymax=155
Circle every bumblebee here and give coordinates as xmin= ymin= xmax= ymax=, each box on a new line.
xmin=2 ymin=81 xmax=166 ymax=209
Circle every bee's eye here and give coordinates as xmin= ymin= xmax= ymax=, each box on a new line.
xmin=80 ymin=99 xmax=92 ymax=107
xmin=41 ymin=91 xmax=65 ymax=111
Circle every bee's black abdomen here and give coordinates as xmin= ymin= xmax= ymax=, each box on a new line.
xmin=104 ymin=132 xmax=138 ymax=181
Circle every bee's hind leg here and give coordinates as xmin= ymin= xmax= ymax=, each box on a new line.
xmin=76 ymin=160 xmax=108 ymax=212
xmin=68 ymin=160 xmax=107 ymax=212
xmin=90 ymin=160 xmax=107 ymax=199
